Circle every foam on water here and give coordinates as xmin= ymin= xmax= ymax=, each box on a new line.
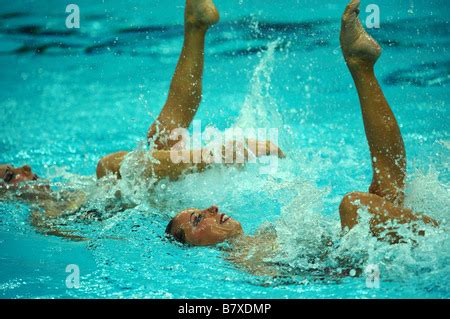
xmin=262 ymin=162 xmax=449 ymax=286
xmin=1 ymin=15 xmax=448 ymax=296
xmin=45 ymin=38 xmax=448 ymax=293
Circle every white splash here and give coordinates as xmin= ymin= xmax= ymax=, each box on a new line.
xmin=234 ymin=39 xmax=284 ymax=130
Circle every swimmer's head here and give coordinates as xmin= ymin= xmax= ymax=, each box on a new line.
xmin=0 ymin=164 xmax=39 ymax=184
xmin=165 ymin=206 xmax=243 ymax=246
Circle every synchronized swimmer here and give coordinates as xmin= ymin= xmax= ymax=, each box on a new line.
xmin=0 ymin=0 xmax=438 ymax=274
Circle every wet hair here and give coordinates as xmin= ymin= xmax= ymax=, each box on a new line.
xmin=165 ymin=218 xmax=186 ymax=244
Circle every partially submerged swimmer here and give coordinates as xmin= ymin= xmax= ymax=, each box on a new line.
xmin=95 ymin=0 xmax=284 ymax=181
xmin=0 ymin=163 xmax=91 ymax=240
xmin=0 ymin=164 xmax=52 ymax=203
xmin=0 ymin=0 xmax=283 ymax=239
xmin=0 ymin=165 xmax=38 ymax=184
xmin=165 ymin=0 xmax=439 ymax=275
xmin=0 ymin=0 xmax=440 ymax=276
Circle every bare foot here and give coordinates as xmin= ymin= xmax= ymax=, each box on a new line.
xmin=185 ymin=0 xmax=220 ymax=29
xmin=340 ymin=0 xmax=381 ymax=68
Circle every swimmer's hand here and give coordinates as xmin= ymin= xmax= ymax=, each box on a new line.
xmin=96 ymin=138 xmax=285 ymax=182
xmin=220 ymin=139 xmax=285 ymax=160
xmin=247 ymin=139 xmax=286 ymax=158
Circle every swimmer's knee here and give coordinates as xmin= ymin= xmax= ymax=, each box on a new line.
xmin=339 ymin=192 xmax=365 ymax=230
xmin=96 ymin=157 xmax=108 ymax=179
xmin=96 ymin=152 xmax=127 ymax=179
xmin=340 ymin=192 xmax=365 ymax=209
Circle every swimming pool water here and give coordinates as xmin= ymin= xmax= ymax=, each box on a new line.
xmin=0 ymin=0 xmax=449 ymax=298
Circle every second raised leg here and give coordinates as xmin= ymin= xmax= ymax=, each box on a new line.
xmin=340 ymin=0 xmax=406 ymax=205
xmin=338 ymin=0 xmax=417 ymax=236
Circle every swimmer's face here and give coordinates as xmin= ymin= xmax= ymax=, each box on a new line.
xmin=0 ymin=164 xmax=39 ymax=184
xmin=167 ymin=206 xmax=243 ymax=246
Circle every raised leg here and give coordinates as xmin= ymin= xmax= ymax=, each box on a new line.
xmin=147 ymin=0 xmax=220 ymax=150
xmin=337 ymin=0 xmax=438 ymax=236
xmin=341 ymin=0 xmax=406 ymax=205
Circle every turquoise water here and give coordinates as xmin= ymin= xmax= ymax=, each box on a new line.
xmin=0 ymin=0 xmax=449 ymax=298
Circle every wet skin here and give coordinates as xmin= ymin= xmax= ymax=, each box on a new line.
xmin=169 ymin=206 xmax=244 ymax=246
xmin=0 ymin=164 xmax=39 ymax=185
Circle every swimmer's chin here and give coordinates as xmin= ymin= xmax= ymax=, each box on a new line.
xmin=196 ymin=219 xmax=244 ymax=246
xmin=216 ymin=220 xmax=245 ymax=244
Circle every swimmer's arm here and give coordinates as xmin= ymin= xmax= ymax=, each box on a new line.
xmin=0 ymin=182 xmax=53 ymax=203
xmin=29 ymin=190 xmax=91 ymax=241
xmin=30 ymin=209 xmax=88 ymax=241
xmin=96 ymin=139 xmax=285 ymax=180
xmin=152 ymin=139 xmax=285 ymax=179
xmin=37 ymin=191 xmax=87 ymax=217
xmin=30 ymin=199 xmax=89 ymax=241
xmin=96 ymin=150 xmax=207 ymax=180
xmin=31 ymin=193 xmax=129 ymax=242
